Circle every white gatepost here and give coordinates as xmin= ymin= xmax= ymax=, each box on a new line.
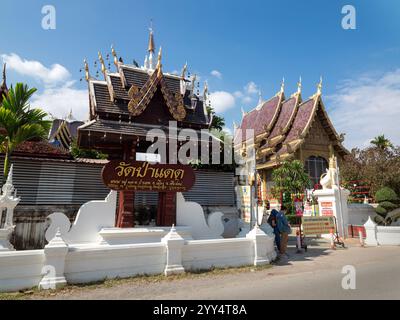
xmin=246 ymin=225 xmax=270 ymax=266
xmin=162 ymin=225 xmax=185 ymax=276
xmin=364 ymin=216 xmax=378 ymax=246
xmin=0 ymin=165 xmax=20 ymax=251
xmin=38 ymin=228 xmax=68 ymax=290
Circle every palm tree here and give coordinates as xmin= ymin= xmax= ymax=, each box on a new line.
xmin=207 ymin=106 xmax=225 ymax=131
xmin=371 ymin=134 xmax=393 ymax=150
xmin=0 ymin=83 xmax=51 ymax=181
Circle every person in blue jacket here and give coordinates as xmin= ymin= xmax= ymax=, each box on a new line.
xmin=276 ymin=205 xmax=292 ymax=256
xmin=267 ymin=209 xmax=281 ymax=251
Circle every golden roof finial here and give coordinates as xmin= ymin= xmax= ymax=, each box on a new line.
xmin=148 ymin=24 xmax=155 ymax=53
xmin=280 ymin=77 xmax=285 ymax=93
xmin=181 ymin=62 xmax=187 ymax=80
xmin=297 ymin=76 xmax=302 ymax=94
xmin=156 ymin=47 xmax=162 ymax=77
xmin=203 ymin=81 xmax=208 ymax=99
xmin=84 ymin=59 xmax=90 ymax=82
xmin=111 ymin=45 xmax=119 ymax=69
xmin=317 ymin=76 xmax=323 ymax=95
xmin=98 ymin=51 xmax=106 ymax=79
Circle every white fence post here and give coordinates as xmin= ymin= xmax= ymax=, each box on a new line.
xmin=246 ymin=224 xmax=271 ymax=266
xmin=364 ymin=216 xmax=378 ymax=246
xmin=162 ymin=225 xmax=185 ymax=276
xmin=38 ymin=228 xmax=68 ymax=290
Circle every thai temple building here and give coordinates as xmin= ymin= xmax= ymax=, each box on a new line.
xmin=77 ymin=28 xmax=216 ymax=228
xmin=234 ymin=78 xmax=349 ymax=200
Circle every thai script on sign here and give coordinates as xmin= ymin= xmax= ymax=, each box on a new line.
xmin=102 ymin=161 xmax=195 ymax=192
xmin=115 ymin=161 xmax=185 ymax=180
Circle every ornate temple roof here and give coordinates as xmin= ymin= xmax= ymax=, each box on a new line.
xmin=78 ymin=32 xmax=211 ymax=149
xmin=235 ymin=79 xmax=348 ymax=169
xmin=0 ymin=63 xmax=8 ymax=104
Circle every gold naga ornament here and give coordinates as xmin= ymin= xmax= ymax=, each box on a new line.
xmin=127 ymin=47 xmax=186 ymax=121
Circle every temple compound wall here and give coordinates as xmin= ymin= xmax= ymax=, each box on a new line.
xmin=0 ymin=157 xmax=236 ymax=250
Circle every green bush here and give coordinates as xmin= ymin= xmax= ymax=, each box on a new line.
xmin=375 ymin=205 xmax=388 ymax=217
xmin=374 ymin=187 xmax=400 ymax=224
xmin=379 ymin=201 xmax=399 ymax=210
xmin=375 ymin=187 xmax=399 ymax=203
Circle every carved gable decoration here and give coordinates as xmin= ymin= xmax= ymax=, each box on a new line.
xmin=128 ymin=69 xmax=186 ymax=121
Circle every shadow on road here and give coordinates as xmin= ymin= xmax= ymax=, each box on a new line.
xmin=272 ymin=236 xmax=345 ymax=266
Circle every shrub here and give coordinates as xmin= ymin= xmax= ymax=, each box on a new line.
xmin=374 ymin=187 xmax=400 ymax=224
xmin=375 ymin=187 xmax=399 ymax=203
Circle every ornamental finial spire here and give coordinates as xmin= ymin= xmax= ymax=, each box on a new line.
xmin=203 ymin=81 xmax=209 ymax=100
xmin=98 ymin=51 xmax=106 ymax=79
xmin=148 ymin=23 xmax=155 ymax=53
xmin=280 ymin=77 xmax=285 ymax=93
xmin=84 ymin=59 xmax=90 ymax=82
xmin=181 ymin=62 xmax=187 ymax=80
xmin=156 ymin=47 xmax=162 ymax=77
xmin=111 ymin=45 xmax=119 ymax=69
xmin=297 ymin=76 xmax=302 ymax=94
xmin=317 ymin=76 xmax=323 ymax=95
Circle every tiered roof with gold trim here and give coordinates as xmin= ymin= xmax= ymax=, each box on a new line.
xmin=78 ymin=30 xmax=210 ymax=149
xmin=234 ymin=77 xmax=348 ymax=169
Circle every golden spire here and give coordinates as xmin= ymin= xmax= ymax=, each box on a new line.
xmin=111 ymin=45 xmax=119 ymax=69
xmin=181 ymin=62 xmax=187 ymax=80
xmin=84 ymin=59 xmax=90 ymax=82
xmin=317 ymin=76 xmax=323 ymax=95
xmin=156 ymin=47 xmax=162 ymax=77
xmin=297 ymin=76 xmax=302 ymax=94
xmin=148 ymin=27 xmax=155 ymax=53
xmin=98 ymin=51 xmax=106 ymax=79
xmin=203 ymin=81 xmax=208 ymax=99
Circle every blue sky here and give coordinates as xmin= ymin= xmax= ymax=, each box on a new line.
xmin=1 ymin=0 xmax=400 ymax=148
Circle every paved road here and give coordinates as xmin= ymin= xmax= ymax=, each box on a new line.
xmin=41 ymin=240 xmax=400 ymax=300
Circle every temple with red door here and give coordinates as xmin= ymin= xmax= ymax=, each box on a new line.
xmin=77 ymin=29 xmax=215 ymax=228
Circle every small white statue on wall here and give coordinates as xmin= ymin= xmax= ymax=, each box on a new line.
xmin=320 ymin=145 xmax=339 ymax=190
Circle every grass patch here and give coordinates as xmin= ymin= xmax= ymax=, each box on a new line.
xmin=0 ymin=263 xmax=273 ymax=300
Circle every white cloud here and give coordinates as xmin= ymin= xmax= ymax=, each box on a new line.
xmin=209 ymin=91 xmax=236 ymax=113
xmin=211 ymin=70 xmax=222 ymax=79
xmin=242 ymin=96 xmax=253 ymax=104
xmin=2 ymin=53 xmax=70 ymax=86
xmin=244 ymin=81 xmax=258 ymax=94
xmin=31 ymin=82 xmax=88 ymax=121
xmin=327 ymin=69 xmax=400 ymax=149
xmin=2 ymin=53 xmax=88 ymax=121
xmin=234 ymin=91 xmax=244 ymax=98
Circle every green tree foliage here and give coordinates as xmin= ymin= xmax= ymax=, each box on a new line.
xmin=374 ymin=187 xmax=400 ymax=225
xmin=271 ymin=160 xmax=311 ymax=214
xmin=207 ymin=106 xmax=225 ymax=131
xmin=70 ymin=140 xmax=107 ymax=160
xmin=370 ymin=134 xmax=393 ymax=151
xmin=341 ymin=144 xmax=400 ymax=197
xmin=0 ymin=83 xmax=51 ymax=181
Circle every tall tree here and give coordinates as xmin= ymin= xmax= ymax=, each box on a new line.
xmin=0 ymin=83 xmax=51 ymax=180
xmin=371 ymin=134 xmax=393 ymax=150
xmin=272 ymin=160 xmax=311 ymax=213
xmin=207 ymin=106 xmax=225 ymax=131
